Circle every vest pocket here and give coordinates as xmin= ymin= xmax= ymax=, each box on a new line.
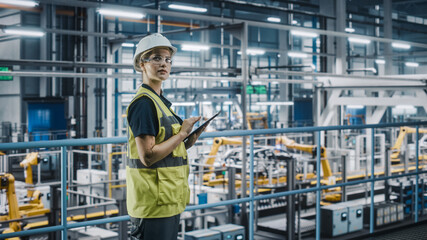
xmin=171 ymin=124 xmax=186 ymax=157
xmin=157 ymin=167 xmax=183 ymax=205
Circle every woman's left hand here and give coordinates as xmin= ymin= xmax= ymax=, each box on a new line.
xmin=184 ymin=124 xmax=208 ymax=149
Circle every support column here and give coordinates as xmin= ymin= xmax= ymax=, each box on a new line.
xmin=87 ymin=8 xmax=97 ymax=137
xmin=278 ymin=19 xmax=289 ymax=126
xmin=383 ymin=0 xmax=393 ymax=75
xmin=240 ymin=21 xmax=249 ymax=232
xmin=335 ymin=0 xmax=347 ymax=75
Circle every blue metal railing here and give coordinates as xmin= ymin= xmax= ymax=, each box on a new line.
xmin=0 ymin=121 xmax=426 ymax=239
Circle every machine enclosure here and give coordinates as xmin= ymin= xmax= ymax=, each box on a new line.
xmin=321 ymin=202 xmax=364 ymax=237
xmin=209 ymin=224 xmax=245 ymax=240
xmin=185 ymin=229 xmax=221 ymax=240
xmin=321 ymin=204 xmax=349 ymax=237
xmin=185 ymin=224 xmax=245 ymax=240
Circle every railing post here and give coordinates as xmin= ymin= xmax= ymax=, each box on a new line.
xmin=61 ymin=146 xmax=68 ymax=239
xmin=228 ymin=166 xmax=237 ymax=223
xmin=385 ymin=150 xmax=391 ymax=202
xmin=249 ymin=135 xmax=254 ymax=240
xmin=415 ymin=126 xmax=419 ymax=223
xmin=342 ymin=155 xmax=347 ymax=202
xmin=287 ymin=157 xmax=295 ymax=240
xmin=370 ymin=128 xmax=375 ymax=234
xmin=316 ymin=131 xmax=321 ymax=240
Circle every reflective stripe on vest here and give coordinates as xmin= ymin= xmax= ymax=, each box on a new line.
xmin=125 ymin=86 xmax=189 ymax=218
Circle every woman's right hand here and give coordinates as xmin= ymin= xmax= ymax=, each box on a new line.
xmin=180 ymin=116 xmax=201 ymax=137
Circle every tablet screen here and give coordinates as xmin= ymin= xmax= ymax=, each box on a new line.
xmin=184 ymin=110 xmax=221 ymax=142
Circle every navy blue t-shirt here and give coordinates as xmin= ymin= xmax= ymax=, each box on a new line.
xmin=127 ymin=84 xmax=183 ymax=138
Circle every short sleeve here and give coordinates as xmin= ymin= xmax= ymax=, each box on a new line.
xmin=127 ymin=97 xmax=158 ymax=137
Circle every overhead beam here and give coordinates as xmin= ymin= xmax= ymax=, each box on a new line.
xmin=333 ymin=96 xmax=426 ymax=106
xmin=37 ymin=0 xmax=427 ymax=49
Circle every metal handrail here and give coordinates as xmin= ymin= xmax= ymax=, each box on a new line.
xmin=0 ymin=121 xmax=426 ymax=240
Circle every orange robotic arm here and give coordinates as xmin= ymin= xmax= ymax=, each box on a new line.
xmin=276 ymin=136 xmax=333 ymax=180
xmin=0 ymin=173 xmax=22 ymax=234
xmin=391 ymin=127 xmax=427 ymax=161
xmin=20 ymin=152 xmax=40 ymax=198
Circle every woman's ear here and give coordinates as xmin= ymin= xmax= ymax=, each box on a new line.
xmin=140 ymin=62 xmax=146 ymax=72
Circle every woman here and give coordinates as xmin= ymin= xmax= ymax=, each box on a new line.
xmin=126 ymin=33 xmax=205 ymax=240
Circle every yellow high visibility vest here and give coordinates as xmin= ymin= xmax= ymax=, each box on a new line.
xmin=126 ymin=86 xmax=189 ymax=218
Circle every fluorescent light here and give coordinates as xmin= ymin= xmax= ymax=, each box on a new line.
xmin=247 ymin=49 xmax=265 ymax=55
xmin=202 ymin=101 xmax=212 ymax=105
xmin=223 ymin=101 xmax=233 ymax=105
xmin=181 ymin=44 xmax=210 ymax=51
xmin=173 ymin=102 xmax=196 ymax=106
xmin=121 ymin=43 xmax=135 ymax=48
xmin=405 ymin=62 xmax=419 ymax=67
xmin=375 ymin=59 xmax=385 ymax=64
xmin=220 ymin=80 xmax=229 ymax=83
xmin=348 ymin=37 xmax=371 ymax=44
xmin=168 ymin=4 xmax=207 ymax=13
xmin=97 ymin=8 xmax=145 ymax=19
xmin=0 ymin=0 xmax=38 ymax=7
xmin=392 ymin=42 xmax=411 ymax=49
xmin=252 ymin=81 xmax=262 ymax=85
xmin=288 ymin=51 xmax=309 ymax=58
xmin=291 ymin=20 xmax=298 ymax=25
xmin=396 ymin=105 xmax=415 ymax=109
xmin=271 ymin=81 xmax=279 ymax=84
xmin=392 ymin=105 xmax=417 ymax=115
xmin=3 ymin=28 xmax=45 ymax=37
xmin=345 ymin=27 xmax=355 ymax=33
xmin=267 ymin=17 xmax=281 ymax=23
xmin=290 ymin=30 xmax=318 ymax=38
xmin=255 ymin=101 xmax=294 ymax=106
xmin=347 ymin=105 xmax=364 ymax=109
xmin=237 ymin=49 xmax=265 ymax=56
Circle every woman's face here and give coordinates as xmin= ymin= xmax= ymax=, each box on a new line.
xmin=140 ymin=48 xmax=172 ymax=82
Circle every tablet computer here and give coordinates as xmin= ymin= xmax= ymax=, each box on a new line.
xmin=184 ymin=110 xmax=221 ymax=142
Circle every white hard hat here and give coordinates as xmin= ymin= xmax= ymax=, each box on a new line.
xmin=133 ymin=33 xmax=177 ymax=72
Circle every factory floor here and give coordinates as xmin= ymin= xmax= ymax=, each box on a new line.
xmin=362 ymin=221 xmax=427 ymax=240
xmin=252 ymin=220 xmax=427 ymax=240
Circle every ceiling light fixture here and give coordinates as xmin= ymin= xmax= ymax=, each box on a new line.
xmin=392 ymin=42 xmax=411 ymax=49
xmin=168 ymin=4 xmax=207 ymax=13
xmin=121 ymin=43 xmax=135 ymax=48
xmin=0 ymin=0 xmax=38 ymax=7
xmin=97 ymin=8 xmax=145 ymax=19
xmin=267 ymin=17 xmax=281 ymax=23
xmin=347 ymin=105 xmax=364 ymax=109
xmin=348 ymin=37 xmax=371 ymax=44
xmin=290 ymin=30 xmax=318 ymax=38
xmin=255 ymin=101 xmax=294 ymax=106
xmin=247 ymin=49 xmax=265 ymax=55
xmin=375 ymin=59 xmax=385 ymax=64
xmin=396 ymin=105 xmax=416 ymax=109
xmin=288 ymin=52 xmax=309 ymax=58
xmin=405 ymin=62 xmax=419 ymax=67
xmin=392 ymin=105 xmax=417 ymax=115
xmin=345 ymin=27 xmax=355 ymax=33
xmin=237 ymin=49 xmax=265 ymax=56
xmin=173 ymin=102 xmax=196 ymax=106
xmin=347 ymin=68 xmax=377 ymax=74
xmin=181 ymin=44 xmax=210 ymax=51
xmin=3 ymin=28 xmax=45 ymax=37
